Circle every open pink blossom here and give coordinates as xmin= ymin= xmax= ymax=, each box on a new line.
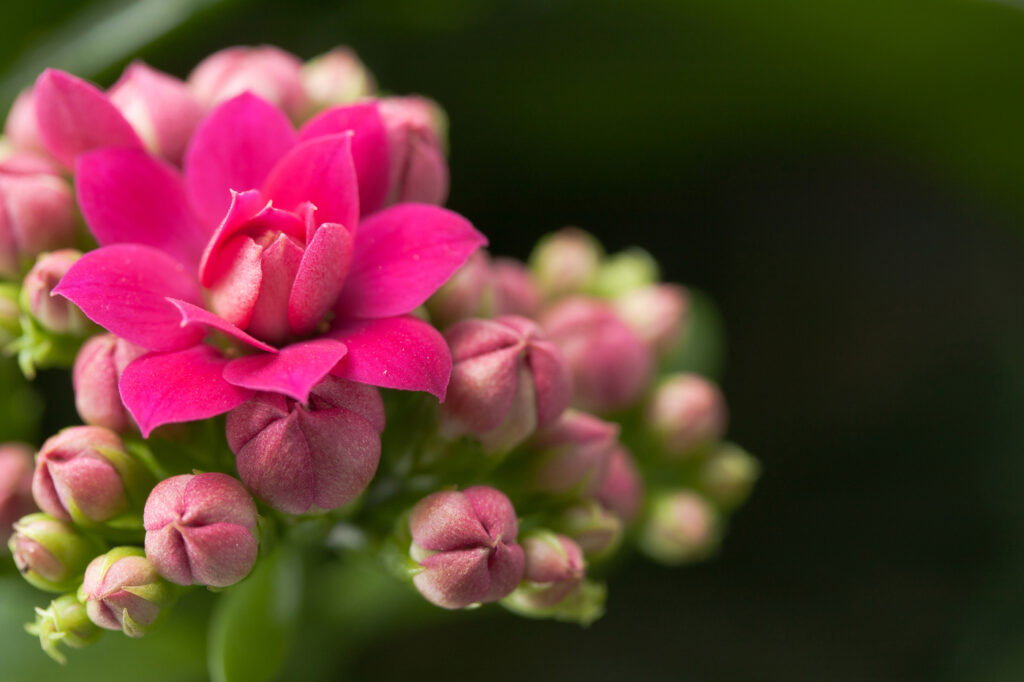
xmin=41 ymin=78 xmax=484 ymax=437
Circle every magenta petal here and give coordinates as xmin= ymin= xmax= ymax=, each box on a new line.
xmin=165 ymin=298 xmax=276 ymax=353
xmin=329 ymin=315 xmax=451 ymax=400
xmin=198 ymin=189 xmax=267 ymax=286
xmin=262 ymin=133 xmax=359 ymax=230
xmin=288 ymin=222 xmax=353 ymax=336
xmin=299 ymin=102 xmax=389 ymax=216
xmin=76 ymin=148 xmax=209 ymax=270
xmin=120 ymin=346 xmax=254 ymax=437
xmin=335 ymin=204 xmax=487 ymax=319
xmin=184 ymin=93 xmax=297 ymax=227
xmin=34 ymin=69 xmax=143 ymax=167
xmin=222 ymin=339 xmax=348 ymax=403
xmin=53 ymin=245 xmax=204 ymax=352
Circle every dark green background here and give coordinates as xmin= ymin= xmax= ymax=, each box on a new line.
xmin=3 ymin=1 xmax=1024 ymax=680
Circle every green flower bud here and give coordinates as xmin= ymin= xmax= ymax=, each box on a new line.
xmin=25 ymin=593 xmax=102 ymax=664
xmin=700 ymin=444 xmax=760 ymax=510
xmin=640 ymin=490 xmax=721 ymax=565
xmin=529 ymin=227 xmax=603 ymax=299
xmin=590 ymin=248 xmax=659 ymax=298
xmin=8 ymin=513 xmax=104 ymax=592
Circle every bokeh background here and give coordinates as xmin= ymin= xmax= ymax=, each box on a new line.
xmin=3 ymin=0 xmax=1024 ymax=680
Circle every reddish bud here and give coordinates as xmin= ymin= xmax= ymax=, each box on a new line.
xmin=426 ymin=250 xmax=494 ymax=329
xmin=0 ymin=160 xmax=75 ymax=278
xmin=379 ymin=96 xmax=449 ymax=206
xmin=189 ymin=45 xmax=308 ymax=120
xmin=22 ymin=249 xmax=90 ymax=334
xmin=516 ymin=531 xmax=585 ymax=607
xmin=0 ymin=443 xmax=35 ymax=543
xmin=3 ymin=88 xmax=46 ymax=157
xmin=72 ymin=333 xmax=146 ymax=432
xmin=648 ymin=373 xmax=727 ymax=456
xmin=596 ymin=447 xmax=644 ymax=522
xmin=640 ymin=490 xmax=720 ymax=565
xmin=302 ymin=48 xmax=376 ymax=113
xmin=530 ymin=410 xmax=618 ymax=496
xmin=613 ymin=284 xmax=689 ymax=355
xmin=491 ymin=257 xmax=541 ymax=318
xmin=80 ymin=546 xmax=176 ymax=637
xmin=9 ymin=512 xmax=104 ymax=592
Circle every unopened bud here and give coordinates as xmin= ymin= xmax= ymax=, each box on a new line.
xmin=144 ymin=473 xmax=258 ymax=587
xmin=647 ymin=373 xmax=727 ymax=457
xmin=0 ymin=160 xmax=76 ymax=279
xmin=554 ymin=501 xmax=623 ymax=559
xmin=302 ymin=48 xmax=376 ymax=114
xmin=72 ymin=334 xmax=146 ymax=432
xmin=0 ymin=442 xmax=35 ymax=543
xmin=21 ymin=250 xmax=89 ymax=335
xmin=613 ymin=284 xmax=689 ymax=355
xmin=640 ymin=490 xmax=720 ymax=565
xmin=591 ymin=248 xmax=659 ymax=298
xmin=700 ymin=444 xmax=759 ymax=510
xmin=426 ymin=250 xmax=494 ymax=329
xmin=8 ymin=513 xmax=104 ymax=592
xmin=408 ymin=486 xmax=524 ymax=609
xmin=188 ymin=45 xmax=308 ymax=120
xmin=491 ymin=257 xmax=541 ymax=318
xmin=3 ymin=88 xmax=46 ymax=157
xmin=379 ymin=96 xmax=450 ymax=206
xmin=508 ymin=531 xmax=584 ymax=609
xmin=0 ymin=284 xmax=21 ymax=345
xmin=529 ymin=411 xmax=617 ymax=497
xmin=595 ymin=447 xmax=644 ymax=522
xmin=25 ymin=593 xmax=102 ymax=664
xmin=80 ymin=546 xmax=176 ymax=637
xmin=529 ymin=228 xmax=603 ymax=299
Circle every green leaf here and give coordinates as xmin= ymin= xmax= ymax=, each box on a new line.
xmin=207 ymin=546 xmax=303 ymax=682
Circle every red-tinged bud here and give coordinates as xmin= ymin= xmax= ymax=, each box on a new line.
xmin=80 ymin=546 xmax=176 ymax=637
xmin=648 ymin=373 xmax=727 ymax=456
xmin=227 ymin=376 xmax=385 ymax=514
xmin=32 ymin=426 xmax=151 ymax=527
xmin=3 ymin=88 xmax=46 ymax=157
xmin=21 ymin=250 xmax=89 ymax=334
xmin=554 ymin=501 xmax=623 ymax=558
xmin=516 ymin=531 xmax=585 ymax=607
xmin=530 ymin=411 xmax=618 ymax=496
xmin=72 ymin=334 xmax=146 ymax=432
xmin=491 ymin=257 xmax=541 ymax=318
xmin=0 ymin=160 xmax=75 ymax=279
xmin=640 ymin=490 xmax=720 ymax=565
xmin=0 ymin=443 xmax=35 ymax=543
xmin=26 ymin=593 xmax=102 ymax=664
xmin=426 ymin=250 xmax=494 ymax=329
xmin=529 ymin=228 xmax=603 ymax=299
xmin=613 ymin=284 xmax=689 ymax=355
xmin=8 ymin=513 xmax=104 ymax=592
xmin=409 ymin=486 xmax=524 ymax=609
xmin=596 ymin=447 xmax=644 ymax=522
xmin=379 ymin=96 xmax=449 ymax=206
xmin=440 ymin=316 xmax=572 ymax=453
xmin=108 ymin=62 xmax=204 ymax=164
xmin=700 ymin=444 xmax=759 ymax=510
xmin=302 ymin=48 xmax=376 ymax=113
xmin=143 ymin=473 xmax=258 ymax=587
xmin=541 ymin=297 xmax=653 ymax=413
xmin=189 ymin=45 xmax=308 ymax=120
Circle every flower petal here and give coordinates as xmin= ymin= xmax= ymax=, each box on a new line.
xmin=164 ymin=298 xmax=276 ymax=353
xmin=262 ymin=133 xmax=359 ymax=230
xmin=329 ymin=315 xmax=451 ymax=400
xmin=52 ymin=244 xmax=204 ymax=351
xmin=33 ymin=69 xmax=143 ymax=167
xmin=223 ymin=339 xmax=348 ymax=404
xmin=299 ymin=102 xmax=389 ymax=216
xmin=198 ymin=189 xmax=267 ymax=286
xmin=184 ymin=93 xmax=297 ymax=227
xmin=120 ymin=346 xmax=254 ymax=437
xmin=76 ymin=148 xmax=209 ymax=270
xmin=335 ymin=204 xmax=487 ymax=319
xmin=288 ymin=222 xmax=353 ymax=337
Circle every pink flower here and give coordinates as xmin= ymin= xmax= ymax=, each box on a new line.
xmin=189 ymin=46 xmax=308 ymax=121
xmin=36 ymin=72 xmax=485 ymax=437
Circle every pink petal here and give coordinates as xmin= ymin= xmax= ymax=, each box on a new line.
xmin=184 ymin=93 xmax=297 ymax=227
xmin=288 ymin=222 xmax=353 ymax=336
xmin=164 ymin=298 xmax=276 ymax=353
xmin=300 ymin=102 xmax=389 ymax=216
xmin=222 ymin=339 xmax=349 ymax=403
xmin=120 ymin=346 xmax=254 ymax=437
xmin=206 ymin=235 xmax=263 ymax=329
xmin=329 ymin=315 xmax=451 ymax=400
xmin=262 ymin=133 xmax=359 ymax=230
xmin=335 ymin=204 xmax=487 ymax=319
xmin=198 ymin=189 xmax=267 ymax=286
xmin=245 ymin=234 xmax=303 ymax=344
xmin=33 ymin=69 xmax=143 ymax=167
xmin=76 ymin=148 xmax=209 ymax=270
xmin=53 ymin=244 xmax=204 ymax=352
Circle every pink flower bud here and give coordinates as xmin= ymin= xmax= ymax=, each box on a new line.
xmin=440 ymin=316 xmax=572 ymax=453
xmin=378 ymin=96 xmax=449 ymax=206
xmin=26 ymin=593 xmax=102 ymax=664
xmin=613 ymin=284 xmax=689 ymax=355
xmin=22 ymin=249 xmax=91 ymax=334
xmin=3 ymin=88 xmax=46 ymax=157
xmin=0 ymin=160 xmax=75 ymax=278
xmin=528 ymin=228 xmax=603 ymax=299
xmin=595 ymin=447 xmax=644 ymax=522
xmin=530 ymin=410 xmax=617 ymax=496
xmin=227 ymin=376 xmax=385 ymax=514
xmin=554 ymin=501 xmax=623 ymax=558
xmin=32 ymin=426 xmax=151 ymax=526
xmin=700 ymin=444 xmax=759 ymax=510
xmin=491 ymin=257 xmax=541 ymax=319
xmin=302 ymin=48 xmax=376 ymax=113
xmin=0 ymin=443 xmax=35 ymax=543
xmin=409 ymin=486 xmax=524 ymax=609
xmin=541 ymin=297 xmax=653 ymax=413
xmin=426 ymin=250 xmax=494 ymax=329
xmin=108 ymin=62 xmax=204 ymax=165
xmin=8 ymin=512 xmax=104 ymax=592
xmin=189 ymin=45 xmax=308 ymax=120
xmin=647 ymin=373 xmax=727 ymax=456
xmin=144 ymin=473 xmax=258 ymax=587
xmin=73 ymin=334 xmax=146 ymax=432
xmin=515 ymin=531 xmax=585 ymax=608
xmin=640 ymin=490 xmax=720 ymax=565
xmin=80 ymin=546 xmax=176 ymax=637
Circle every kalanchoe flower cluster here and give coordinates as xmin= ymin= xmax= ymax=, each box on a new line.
xmin=0 ymin=45 xmax=758 ymax=671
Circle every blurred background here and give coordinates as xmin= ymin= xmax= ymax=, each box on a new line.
xmin=3 ymin=0 xmax=1024 ymax=680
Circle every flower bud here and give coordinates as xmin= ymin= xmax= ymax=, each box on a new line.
xmin=700 ymin=444 xmax=759 ymax=510
xmin=302 ymin=48 xmax=376 ymax=113
xmin=613 ymin=284 xmax=689 ymax=355
xmin=554 ymin=501 xmax=623 ymax=558
xmin=596 ymin=447 xmax=644 ymax=522
xmin=426 ymin=250 xmax=494 ymax=329
xmin=227 ymin=376 xmax=385 ymax=514
xmin=0 ymin=283 xmax=21 ymax=345
xmin=3 ymin=88 xmax=46 ymax=157
xmin=25 ymin=593 xmax=102 ymax=664
xmin=8 ymin=513 xmax=104 ymax=592
xmin=590 ymin=247 xmax=659 ymax=298
xmin=0 ymin=442 xmax=35 ymax=543
xmin=529 ymin=411 xmax=617 ymax=496
xmin=513 ymin=531 xmax=585 ymax=608
xmin=647 ymin=373 xmax=727 ymax=456
xmin=189 ymin=45 xmax=308 ymax=120
xmin=32 ymin=426 xmax=151 ymax=527
xmin=108 ymin=62 xmax=204 ymax=165
xmin=541 ymin=297 xmax=653 ymax=413
xmin=640 ymin=490 xmax=720 ymax=565
xmin=144 ymin=473 xmax=258 ymax=587
xmin=409 ymin=486 xmax=524 ymax=609
xmin=72 ymin=334 xmax=146 ymax=432
xmin=440 ymin=316 xmax=572 ymax=453
xmin=21 ymin=250 xmax=89 ymax=335
xmin=491 ymin=257 xmax=541 ymax=318
xmin=0 ymin=160 xmax=76 ymax=279
xmin=80 ymin=546 xmax=176 ymax=637
xmin=528 ymin=228 xmax=603 ymax=299
xmin=379 ymin=96 xmax=449 ymax=206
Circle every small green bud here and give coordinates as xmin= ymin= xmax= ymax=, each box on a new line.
xmin=25 ymin=593 xmax=102 ymax=664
